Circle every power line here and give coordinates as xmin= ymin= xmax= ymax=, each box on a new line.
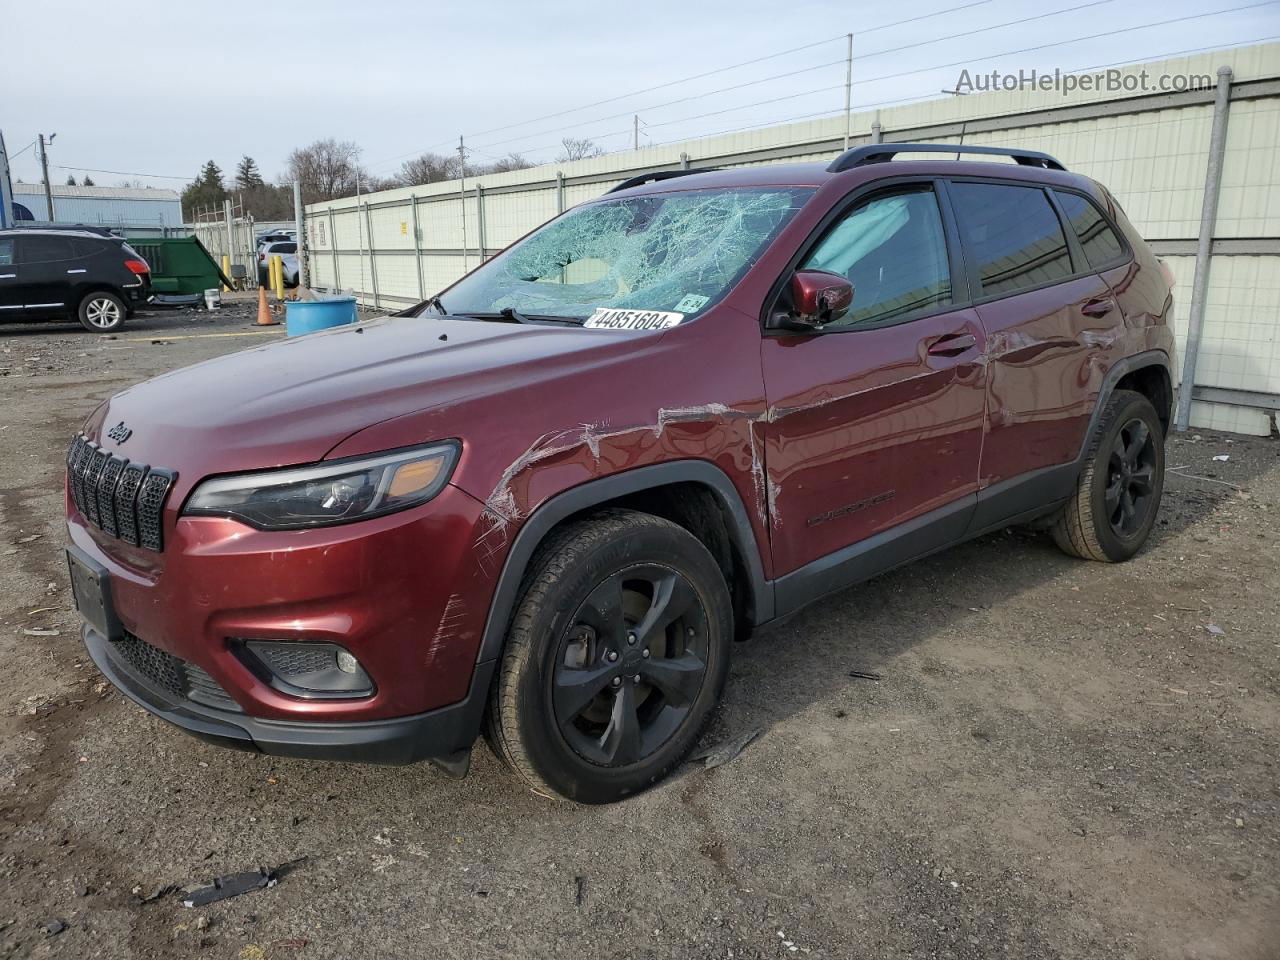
xmin=470 ymin=60 xmax=847 ymax=153
xmin=52 ymin=163 xmax=190 ymax=181
xmin=369 ymin=0 xmax=1002 ymax=169
xmin=468 ymin=0 xmax=1119 ymax=159
xmin=522 ymin=5 xmax=1275 ymax=162
xmin=868 ymin=0 xmax=1278 ymax=87
xmin=640 ymin=33 xmax=1278 ymax=150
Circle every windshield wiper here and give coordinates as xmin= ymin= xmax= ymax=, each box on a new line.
xmin=450 ymin=310 xmax=586 ymax=326
xmin=500 ymin=307 xmax=534 ymax=324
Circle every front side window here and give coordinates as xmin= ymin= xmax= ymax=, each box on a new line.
xmin=800 ymin=188 xmax=952 ymax=329
xmin=950 ymin=183 xmax=1073 ymax=297
xmin=438 ymin=186 xmax=813 ymax=321
xmin=1054 ymin=191 xmax=1126 ymax=269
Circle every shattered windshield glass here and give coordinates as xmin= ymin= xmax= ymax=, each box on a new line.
xmin=437 ymin=186 xmax=814 ymax=321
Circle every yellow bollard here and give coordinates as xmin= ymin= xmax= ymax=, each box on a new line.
xmin=220 ymin=255 xmax=232 ymax=292
xmin=271 ymin=254 xmax=285 ymax=303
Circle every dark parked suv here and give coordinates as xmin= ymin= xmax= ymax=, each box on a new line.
xmin=65 ymin=144 xmax=1175 ymax=802
xmin=0 ymin=228 xmax=151 ymax=332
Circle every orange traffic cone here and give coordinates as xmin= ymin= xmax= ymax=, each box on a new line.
xmin=256 ymin=285 xmax=279 ymax=326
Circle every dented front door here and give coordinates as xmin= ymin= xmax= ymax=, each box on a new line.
xmin=760 ymin=312 xmax=986 ymax=576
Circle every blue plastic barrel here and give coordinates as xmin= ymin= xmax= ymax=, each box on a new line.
xmin=285 ymin=297 xmax=358 ymax=336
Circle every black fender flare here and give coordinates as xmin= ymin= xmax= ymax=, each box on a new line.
xmin=474 ymin=459 xmax=774 ymax=667
xmin=1075 ymin=349 xmax=1173 ymax=462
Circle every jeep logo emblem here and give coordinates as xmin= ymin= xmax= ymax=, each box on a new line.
xmin=107 ymin=421 xmax=132 ymax=444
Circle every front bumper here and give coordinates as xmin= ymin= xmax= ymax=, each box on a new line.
xmin=84 ymin=624 xmax=495 ymax=764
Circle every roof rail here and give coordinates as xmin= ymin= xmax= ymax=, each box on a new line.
xmin=607 ymin=168 xmax=717 ymax=193
xmin=827 ymin=142 xmax=1066 ymax=174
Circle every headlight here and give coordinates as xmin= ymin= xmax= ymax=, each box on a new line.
xmin=183 ymin=441 xmax=459 ymax=530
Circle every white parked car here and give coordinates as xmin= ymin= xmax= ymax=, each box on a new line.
xmin=257 ymin=240 xmax=298 ymax=287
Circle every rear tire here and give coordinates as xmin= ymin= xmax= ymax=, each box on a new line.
xmin=78 ymin=291 xmax=127 ymax=333
xmin=1052 ymin=389 xmax=1165 ymax=562
xmin=486 ymin=510 xmax=732 ymax=803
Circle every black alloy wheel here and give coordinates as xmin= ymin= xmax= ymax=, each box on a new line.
xmin=553 ymin=564 xmax=709 ymax=767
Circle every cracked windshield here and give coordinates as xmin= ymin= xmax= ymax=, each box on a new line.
xmin=436 ymin=186 xmax=814 ymax=321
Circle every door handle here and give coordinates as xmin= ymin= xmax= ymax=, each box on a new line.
xmin=927 ymin=332 xmax=977 ymax=357
xmin=66 ymin=268 xmax=87 ymax=275
xmin=1081 ymin=297 xmax=1115 ymax=318
xmin=0 ymin=274 xmax=14 ymax=279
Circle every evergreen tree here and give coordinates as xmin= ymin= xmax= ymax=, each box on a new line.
xmin=235 ymin=156 xmax=264 ymax=189
xmin=65 ymin=174 xmax=78 ymax=186
xmin=181 ymin=161 xmax=228 ymax=219
xmin=82 ymin=176 xmax=95 ymax=186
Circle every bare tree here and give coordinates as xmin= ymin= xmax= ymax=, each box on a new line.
xmin=398 ymin=152 xmax=461 ymax=186
xmin=284 ymin=138 xmax=364 ymax=203
xmin=487 ymin=153 xmax=534 ymax=173
xmin=557 ymin=137 xmax=605 ymax=162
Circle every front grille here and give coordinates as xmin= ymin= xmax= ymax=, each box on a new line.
xmin=111 ymin=631 xmax=242 ymax=713
xmin=68 ymin=435 xmax=175 ymax=551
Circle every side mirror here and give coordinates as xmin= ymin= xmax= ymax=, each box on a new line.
xmin=779 ymin=270 xmax=854 ymax=331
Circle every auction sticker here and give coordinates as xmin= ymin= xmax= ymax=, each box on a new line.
xmin=584 ymin=308 xmax=684 ymax=331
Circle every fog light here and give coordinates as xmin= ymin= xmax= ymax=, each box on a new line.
xmin=237 ymin=640 xmax=374 ymax=700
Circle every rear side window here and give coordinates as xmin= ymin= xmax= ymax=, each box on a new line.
xmin=0 ymin=239 xmax=13 ymax=266
xmin=19 ymin=235 xmax=76 ymax=263
xmin=1054 ymin=191 xmax=1126 ymax=269
xmin=800 ymin=188 xmax=952 ymax=329
xmin=950 ymin=183 xmax=1073 ymax=297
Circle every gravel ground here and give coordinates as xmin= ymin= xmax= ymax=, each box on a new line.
xmin=1 ymin=305 xmax=1277 ymax=959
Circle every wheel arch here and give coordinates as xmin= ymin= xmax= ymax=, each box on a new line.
xmin=475 ymin=461 xmax=773 ymax=668
xmin=1079 ymin=350 xmax=1173 ymax=460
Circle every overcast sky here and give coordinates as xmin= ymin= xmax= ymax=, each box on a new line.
xmin=3 ymin=0 xmax=1276 ymax=191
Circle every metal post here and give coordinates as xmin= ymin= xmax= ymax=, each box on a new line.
xmin=364 ymin=201 xmax=379 ymax=310
xmin=871 ymin=113 xmax=883 ymax=144
xmin=292 ymin=181 xmax=308 ymax=290
xmin=328 ymin=207 xmax=340 ymax=290
xmin=38 ymin=134 xmax=54 ymax=221
xmin=556 ymin=172 xmax=565 ymax=214
xmin=634 ymin=114 xmax=640 ymax=151
xmin=223 ymin=198 xmax=234 ymax=268
xmin=356 ymin=168 xmax=367 ymax=303
xmin=679 ymin=152 xmax=690 ymax=170
xmin=410 ymin=194 xmax=424 ymax=300
xmin=843 ymin=33 xmax=853 ymax=150
xmin=1175 ymin=66 xmax=1234 ymax=432
xmin=475 ymin=184 xmax=487 ymax=263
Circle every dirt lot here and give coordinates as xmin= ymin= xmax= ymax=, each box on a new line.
xmin=1 ymin=303 xmax=1277 ymax=960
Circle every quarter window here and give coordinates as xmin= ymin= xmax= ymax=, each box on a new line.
xmin=950 ymin=183 xmax=1073 ymax=297
xmin=800 ymin=188 xmax=952 ymax=328
xmin=18 ymin=235 xmax=76 ymax=263
xmin=1054 ymin=191 xmax=1126 ymax=269
xmin=0 ymin=239 xmax=13 ymax=266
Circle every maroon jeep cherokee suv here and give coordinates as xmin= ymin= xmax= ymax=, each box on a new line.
xmin=65 ymin=144 xmax=1175 ymax=803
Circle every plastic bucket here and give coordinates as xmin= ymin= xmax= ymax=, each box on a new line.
xmin=285 ymin=297 xmax=358 ymax=336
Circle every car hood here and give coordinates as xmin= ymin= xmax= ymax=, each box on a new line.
xmin=83 ymin=314 xmax=646 ymax=479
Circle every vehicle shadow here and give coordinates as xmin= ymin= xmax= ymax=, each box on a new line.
xmin=675 ymin=433 xmax=1277 ymax=777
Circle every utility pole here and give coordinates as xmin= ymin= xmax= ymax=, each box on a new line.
xmin=458 ymin=135 xmax=468 ymax=271
xmin=634 ymin=115 xmax=639 ymax=151
xmin=843 ymin=34 xmax=853 ymax=150
xmin=38 ymin=133 xmax=56 ymax=221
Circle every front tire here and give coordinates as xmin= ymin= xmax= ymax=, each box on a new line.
xmin=1052 ymin=389 xmax=1165 ymax=562
xmin=486 ymin=510 xmax=732 ymax=803
xmin=78 ymin=291 xmax=127 ymax=333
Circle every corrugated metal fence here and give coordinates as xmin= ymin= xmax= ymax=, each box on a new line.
xmin=304 ymin=42 xmax=1280 ymax=436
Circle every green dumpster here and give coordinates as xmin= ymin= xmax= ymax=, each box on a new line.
xmin=127 ymin=237 xmax=234 ymax=296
